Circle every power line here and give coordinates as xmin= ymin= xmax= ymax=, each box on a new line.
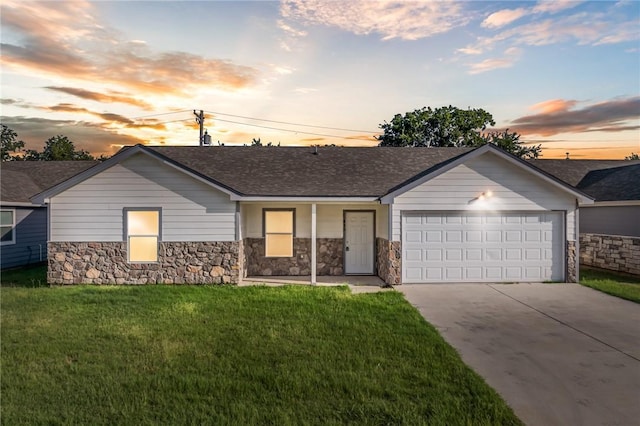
xmin=130 ymin=109 xmax=192 ymax=120
xmin=209 ymin=117 xmax=376 ymax=140
xmin=203 ymin=110 xmax=378 ymax=133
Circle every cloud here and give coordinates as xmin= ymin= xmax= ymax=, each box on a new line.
xmin=482 ymin=8 xmax=528 ymax=29
xmin=45 ymin=87 xmax=153 ymax=109
xmin=0 ymin=0 xmax=259 ymax=96
xmin=458 ymin=1 xmax=638 ymax=72
xmin=530 ymin=99 xmax=578 ymax=114
xmin=510 ymin=97 xmax=640 ymax=136
xmin=532 ymin=1 xmax=582 ymax=15
xmin=39 ymin=103 xmax=167 ymax=130
xmin=280 ymin=0 xmax=470 ymax=41
xmin=467 ymin=47 xmax=522 ymax=74
xmin=0 ymin=115 xmax=146 ymax=156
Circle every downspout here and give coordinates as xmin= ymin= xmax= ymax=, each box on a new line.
xmin=575 ymin=199 xmax=580 ymax=283
xmin=311 ymin=203 xmax=317 ymax=285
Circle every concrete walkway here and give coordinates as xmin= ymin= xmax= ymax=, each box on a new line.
xmin=399 ymin=283 xmax=640 ymax=426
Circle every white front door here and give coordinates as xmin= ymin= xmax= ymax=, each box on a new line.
xmin=344 ymin=211 xmax=374 ymax=274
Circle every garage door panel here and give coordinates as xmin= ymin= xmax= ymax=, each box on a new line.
xmin=402 ymin=211 xmax=563 ymax=283
xmin=466 ymin=249 xmax=482 ymax=261
xmin=466 ymin=230 xmax=482 ymax=242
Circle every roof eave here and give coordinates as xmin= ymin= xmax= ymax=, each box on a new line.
xmin=381 ymin=144 xmax=595 ymax=204
xmin=31 ymin=145 xmax=242 ymax=204
xmin=232 ymin=195 xmax=379 ymax=202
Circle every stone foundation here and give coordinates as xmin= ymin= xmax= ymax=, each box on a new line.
xmin=376 ymin=238 xmax=401 ymax=285
xmin=567 ymin=240 xmax=577 ymax=283
xmin=580 ymin=233 xmax=640 ymax=276
xmin=48 ymin=241 xmax=241 ymax=284
xmin=244 ymin=238 xmax=343 ymax=276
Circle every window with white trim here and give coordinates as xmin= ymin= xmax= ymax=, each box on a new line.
xmin=264 ymin=209 xmax=294 ymax=257
xmin=0 ymin=209 xmax=15 ymax=245
xmin=125 ymin=209 xmax=160 ymax=263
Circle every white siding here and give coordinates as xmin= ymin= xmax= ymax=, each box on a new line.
xmin=391 ymin=153 xmax=576 ymax=242
xmin=241 ymin=203 xmax=387 ymax=239
xmin=50 ymin=154 xmax=236 ymax=242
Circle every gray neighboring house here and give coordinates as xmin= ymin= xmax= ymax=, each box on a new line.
xmin=1 ymin=161 xmax=98 ymax=269
xmin=32 ymin=144 xmax=592 ymax=285
xmin=533 ymin=160 xmax=640 ymax=275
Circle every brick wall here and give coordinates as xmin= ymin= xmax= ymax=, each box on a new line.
xmin=580 ymin=233 xmax=640 ymax=276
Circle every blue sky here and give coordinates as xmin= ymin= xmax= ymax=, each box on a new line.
xmin=1 ymin=0 xmax=639 ymax=158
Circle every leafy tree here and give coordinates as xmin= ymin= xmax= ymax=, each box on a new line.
xmin=625 ymin=152 xmax=640 ymax=160
xmin=377 ymin=106 xmax=540 ymax=159
xmin=23 ymin=135 xmax=94 ymax=161
xmin=1 ymin=124 xmax=25 ymax=161
xmin=248 ymin=137 xmax=279 ymax=147
xmin=483 ymin=129 xmax=541 ymax=160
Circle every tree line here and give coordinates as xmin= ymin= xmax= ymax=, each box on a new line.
xmin=1 ymin=125 xmax=98 ymax=161
xmin=4 ymin=107 xmax=638 ymax=160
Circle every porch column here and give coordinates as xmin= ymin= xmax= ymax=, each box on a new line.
xmin=311 ymin=203 xmax=317 ymax=285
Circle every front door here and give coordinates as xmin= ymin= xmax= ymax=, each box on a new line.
xmin=344 ymin=211 xmax=375 ymax=275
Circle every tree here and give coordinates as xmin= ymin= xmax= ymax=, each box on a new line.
xmin=377 ymin=106 xmax=540 ymax=159
xmin=23 ymin=135 xmax=94 ymax=161
xmin=625 ymin=152 xmax=640 ymax=160
xmin=1 ymin=125 xmax=25 ymax=161
xmin=483 ymin=129 xmax=541 ymax=159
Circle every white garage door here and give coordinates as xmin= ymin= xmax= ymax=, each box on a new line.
xmin=402 ymin=212 xmax=564 ymax=283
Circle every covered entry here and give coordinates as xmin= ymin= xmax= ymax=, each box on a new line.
xmin=402 ymin=211 xmax=564 ymax=283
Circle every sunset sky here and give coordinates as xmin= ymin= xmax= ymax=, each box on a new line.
xmin=1 ymin=0 xmax=639 ymax=158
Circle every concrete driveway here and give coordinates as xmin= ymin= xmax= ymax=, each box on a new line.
xmin=399 ymin=283 xmax=640 ymax=426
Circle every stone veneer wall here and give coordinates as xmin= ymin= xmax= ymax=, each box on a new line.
xmin=567 ymin=241 xmax=577 ymax=283
xmin=579 ymin=233 xmax=640 ymax=276
xmin=48 ymin=241 xmax=241 ymax=284
xmin=376 ymin=237 xmax=401 ymax=285
xmin=244 ymin=237 xmax=343 ymax=276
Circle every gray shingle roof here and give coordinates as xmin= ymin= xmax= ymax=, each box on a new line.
xmin=1 ymin=161 xmax=98 ymax=203
xmin=531 ymin=160 xmax=640 ymax=201
xmin=148 ymin=146 xmax=474 ymax=197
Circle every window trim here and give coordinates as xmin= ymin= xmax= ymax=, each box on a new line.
xmin=0 ymin=209 xmax=16 ymax=246
xmin=123 ymin=207 xmax=162 ymax=263
xmin=263 ymin=208 xmax=295 ymax=258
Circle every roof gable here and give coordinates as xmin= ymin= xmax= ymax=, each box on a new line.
xmin=30 ymin=146 xmax=239 ymax=204
xmin=381 ymin=144 xmax=593 ymax=203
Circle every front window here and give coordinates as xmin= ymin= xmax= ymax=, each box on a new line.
xmin=125 ymin=209 xmax=160 ymax=262
xmin=0 ymin=209 xmax=15 ymax=245
xmin=264 ymin=209 xmax=294 ymax=257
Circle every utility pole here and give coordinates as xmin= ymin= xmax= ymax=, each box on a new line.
xmin=194 ymin=110 xmax=204 ymax=146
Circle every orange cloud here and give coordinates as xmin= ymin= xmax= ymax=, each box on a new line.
xmin=46 ymin=87 xmax=153 ymax=110
xmin=0 ymin=115 xmax=146 ymax=156
xmin=1 ymin=1 xmax=259 ymax=96
xmin=511 ymin=97 xmax=640 ymax=136
xmin=530 ymin=99 xmax=578 ymax=114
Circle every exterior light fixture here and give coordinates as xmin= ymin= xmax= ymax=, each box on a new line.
xmin=468 ymin=190 xmax=494 ymax=204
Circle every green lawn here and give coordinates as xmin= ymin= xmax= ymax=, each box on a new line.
xmin=580 ymin=267 xmax=640 ymax=303
xmin=1 ymin=264 xmax=47 ymax=287
xmin=1 ymin=282 xmax=521 ymax=425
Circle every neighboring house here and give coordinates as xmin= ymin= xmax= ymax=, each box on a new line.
xmin=532 ymin=160 xmax=640 ymax=275
xmin=0 ymin=161 xmax=97 ymax=269
xmin=33 ymin=144 xmax=592 ymax=285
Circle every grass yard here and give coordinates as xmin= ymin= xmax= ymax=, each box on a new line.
xmin=580 ymin=267 xmax=640 ymax=303
xmin=1 ymin=282 xmax=521 ymax=425
xmin=1 ymin=264 xmax=47 ymax=287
